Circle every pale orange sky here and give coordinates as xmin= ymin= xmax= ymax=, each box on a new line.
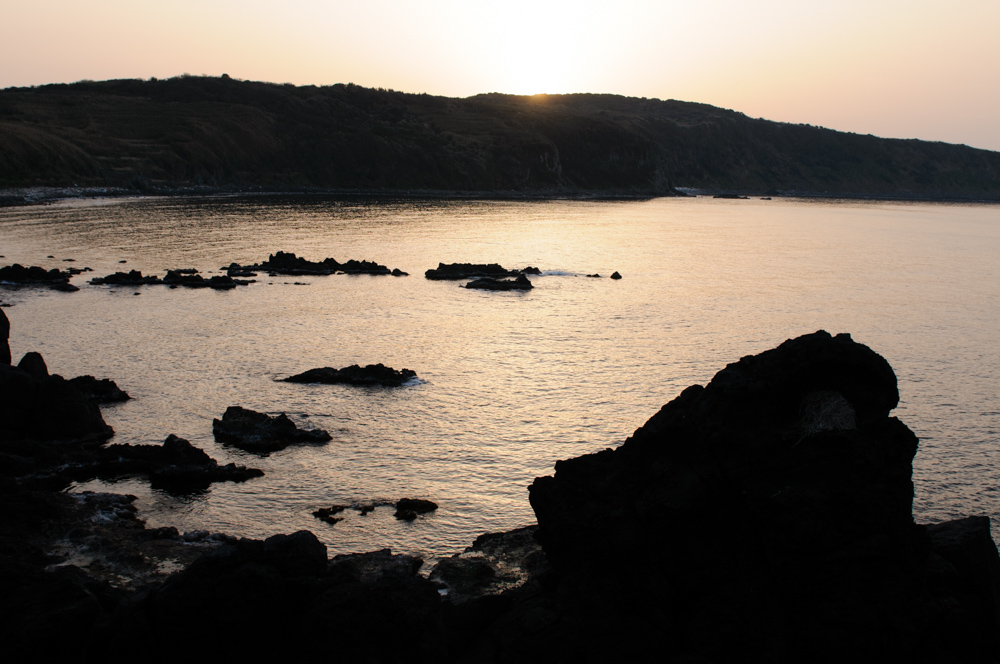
xmin=3 ymin=0 xmax=999 ymax=151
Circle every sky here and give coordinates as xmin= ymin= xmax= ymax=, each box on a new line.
xmin=3 ymin=0 xmax=999 ymax=151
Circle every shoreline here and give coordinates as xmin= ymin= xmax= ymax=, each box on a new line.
xmin=4 ymin=185 xmax=1000 ymax=208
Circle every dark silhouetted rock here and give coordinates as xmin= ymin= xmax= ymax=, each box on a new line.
xmin=0 ymin=263 xmax=78 ymax=291
xmin=609 ymin=271 xmax=622 ymax=279
xmin=283 ymin=363 xmax=417 ymax=387
xmin=21 ymin=434 xmax=265 ymax=491
xmin=212 ymin=405 xmax=331 ymax=453
xmin=465 ymin=274 xmax=533 ymax=291
xmin=17 ymin=351 xmax=48 ymax=379
xmin=90 ymin=270 xmax=162 ymax=286
xmin=586 ymin=273 xmax=601 ymax=278
xmin=68 ymin=375 xmax=131 ymax=403
xmin=524 ymin=330 xmax=999 ymax=662
xmin=97 ymin=537 xmax=446 ymax=662
xmin=0 ymin=358 xmax=112 ymax=443
xmin=430 ymin=526 xmax=549 ymax=604
xmin=391 ymin=268 xmax=408 ymax=276
xmin=394 ymin=498 xmax=438 ymax=520
xmin=163 ymin=270 xmax=249 ymax=289
xmin=1 ymin=306 xmax=9 ymax=365
xmin=522 ymin=266 xmax=542 ymax=275
xmin=312 ymin=505 xmax=348 ymax=524
xmin=424 ymin=263 xmax=520 ymax=280
xmin=228 ymin=251 xmax=399 ymax=276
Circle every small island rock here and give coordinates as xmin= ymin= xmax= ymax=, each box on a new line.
xmin=283 ymin=364 xmax=417 ymax=387
xmin=212 ymin=406 xmax=332 ymax=453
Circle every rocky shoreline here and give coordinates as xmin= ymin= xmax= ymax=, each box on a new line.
xmin=1 ymin=320 xmax=998 ymax=661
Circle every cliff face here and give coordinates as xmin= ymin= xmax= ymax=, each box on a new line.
xmin=1 ymin=76 xmax=999 ymax=199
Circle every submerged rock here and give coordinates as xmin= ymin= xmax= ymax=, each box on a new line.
xmin=212 ymin=405 xmax=331 ymax=453
xmin=465 ymin=274 xmax=533 ymax=291
xmin=283 ymin=363 xmax=417 ymax=387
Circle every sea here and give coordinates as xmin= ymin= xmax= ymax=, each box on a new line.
xmin=1 ymin=195 xmax=998 ymax=558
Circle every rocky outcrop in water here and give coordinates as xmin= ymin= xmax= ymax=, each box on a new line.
xmin=394 ymin=498 xmax=438 ymax=521
xmin=90 ymin=269 xmax=251 ymax=289
xmin=67 ymin=375 xmax=130 ymax=403
xmin=283 ymin=363 xmax=417 ymax=387
xmin=465 ymin=274 xmax=533 ymax=291
xmin=227 ymin=251 xmax=400 ymax=276
xmin=0 ymin=264 xmax=78 ymax=291
xmin=212 ymin=405 xmax=332 ymax=453
xmin=424 ymin=263 xmax=523 ymax=280
xmin=89 ymin=270 xmax=161 ymax=286
xmin=0 ymin=352 xmax=113 ymax=443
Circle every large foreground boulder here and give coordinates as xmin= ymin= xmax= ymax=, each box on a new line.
xmin=526 ymin=331 xmax=999 ymax=662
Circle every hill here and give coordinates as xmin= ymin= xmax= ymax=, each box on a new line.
xmin=1 ymin=75 xmax=999 ymax=200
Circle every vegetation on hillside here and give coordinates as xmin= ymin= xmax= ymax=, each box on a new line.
xmin=1 ymin=76 xmax=998 ymax=199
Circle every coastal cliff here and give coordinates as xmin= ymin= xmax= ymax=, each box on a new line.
xmin=2 ymin=76 xmax=1000 ymax=201
xmin=1 ymin=328 xmax=997 ymax=662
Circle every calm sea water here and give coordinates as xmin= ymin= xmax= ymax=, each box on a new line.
xmin=1 ymin=195 xmax=998 ymax=557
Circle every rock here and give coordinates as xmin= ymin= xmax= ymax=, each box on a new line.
xmin=89 ymin=270 xmax=161 ymax=286
xmin=0 ymin=264 xmax=78 ymax=291
xmin=394 ymin=498 xmax=438 ymax=520
xmin=163 ymin=270 xmax=249 ymax=289
xmin=227 ymin=252 xmax=399 ymax=276
xmin=522 ymin=266 xmax=542 ymax=275
xmin=586 ymin=273 xmax=601 ymax=278
xmin=524 ymin=330 xmax=999 ymax=661
xmin=0 ymin=307 xmax=9 ymax=365
xmin=100 ymin=539 xmax=446 ymax=661
xmin=312 ymin=505 xmax=348 ymax=525
xmin=212 ymin=406 xmax=331 ymax=453
xmin=68 ymin=375 xmax=131 ymax=403
xmin=0 ymin=361 xmax=113 ymax=443
xmin=283 ymin=363 xmax=417 ymax=387
xmin=425 ymin=263 xmax=521 ymax=280
xmin=430 ymin=525 xmax=549 ymax=604
xmin=391 ymin=268 xmax=408 ymax=276
xmin=609 ymin=271 xmax=622 ymax=279
xmin=465 ymin=274 xmax=533 ymax=291
xmin=16 ymin=351 xmax=48 ymax=379
xmin=340 ymin=259 xmax=392 ymax=275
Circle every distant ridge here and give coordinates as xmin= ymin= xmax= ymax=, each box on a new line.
xmin=1 ymin=76 xmax=999 ymax=201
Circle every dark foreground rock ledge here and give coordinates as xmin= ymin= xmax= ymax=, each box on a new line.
xmin=2 ymin=330 xmax=998 ymax=663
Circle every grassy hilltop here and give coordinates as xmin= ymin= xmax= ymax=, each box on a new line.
xmin=1 ymin=75 xmax=999 ymax=199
